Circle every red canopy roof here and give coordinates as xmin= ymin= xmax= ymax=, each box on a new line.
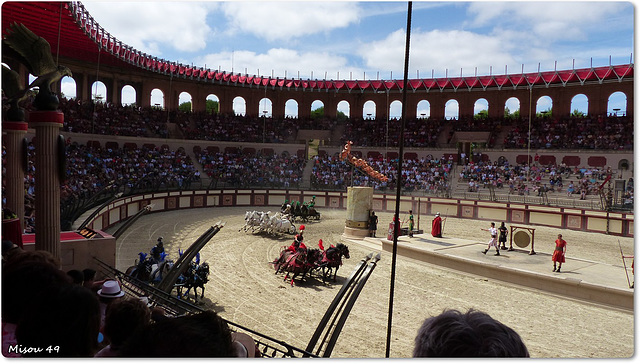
xmin=2 ymin=1 xmax=634 ymax=92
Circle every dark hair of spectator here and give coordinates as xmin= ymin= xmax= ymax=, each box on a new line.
xmin=103 ymin=298 xmax=151 ymax=349
xmin=119 ymin=310 xmax=233 ymax=357
xmin=83 ymin=268 xmax=97 ymax=281
xmin=413 ymin=309 xmax=529 ymax=357
xmin=67 ymin=269 xmax=84 ymax=284
xmin=2 ymin=259 xmax=71 ymax=324
xmin=16 ymin=284 xmax=101 ymax=357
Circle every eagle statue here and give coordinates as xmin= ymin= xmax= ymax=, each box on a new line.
xmin=2 ymin=22 xmax=72 ymax=112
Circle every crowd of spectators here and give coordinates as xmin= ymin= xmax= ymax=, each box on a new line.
xmin=310 ymin=153 xmax=452 ymax=194
xmin=457 ymin=158 xmax=614 ymax=200
xmin=195 ymin=149 xmax=305 ymax=189
xmin=4 ymin=96 xmax=634 ymax=233
xmin=446 ymin=116 xmax=505 ymax=147
xmin=172 ymin=111 xmax=299 ymax=143
xmin=503 ymin=114 xmax=633 ymax=150
xmin=59 ymin=99 xmax=169 ymax=138
xmin=54 ymin=98 xmax=634 ymax=152
xmin=342 ymin=117 xmax=443 ymax=148
xmin=17 ymin=140 xmax=200 ymax=232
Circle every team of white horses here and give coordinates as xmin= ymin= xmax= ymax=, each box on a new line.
xmin=240 ymin=210 xmax=297 ymax=235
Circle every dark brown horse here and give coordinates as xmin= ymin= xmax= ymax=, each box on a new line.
xmin=181 ymin=262 xmax=209 ymax=303
xmin=317 ymin=243 xmax=350 ymax=283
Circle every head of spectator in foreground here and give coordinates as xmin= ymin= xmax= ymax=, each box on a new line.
xmin=99 ymin=298 xmax=151 ymax=355
xmin=67 ymin=269 xmax=84 ymax=285
xmin=413 ymin=309 xmax=529 ymax=357
xmin=16 ymin=284 xmax=101 ymax=357
xmin=119 ymin=310 xmax=234 ymax=357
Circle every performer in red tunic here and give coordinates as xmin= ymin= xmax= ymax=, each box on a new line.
xmin=431 ymin=212 xmax=445 ymax=238
xmin=552 ymin=234 xmax=567 ymax=272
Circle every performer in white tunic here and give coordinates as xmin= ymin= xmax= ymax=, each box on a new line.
xmin=481 ymin=222 xmax=500 ymax=256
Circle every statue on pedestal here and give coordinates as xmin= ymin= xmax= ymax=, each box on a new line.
xmin=2 ymin=22 xmax=72 ymax=113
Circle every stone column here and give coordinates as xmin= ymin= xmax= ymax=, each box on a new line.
xmin=2 ymin=121 xmax=28 ymax=229
xmin=342 ymin=186 xmax=373 ymax=239
xmin=29 ymin=111 xmax=63 ymax=259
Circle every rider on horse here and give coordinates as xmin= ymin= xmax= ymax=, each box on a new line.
xmin=286 ymin=225 xmax=306 ymax=252
xmin=304 ymin=196 xmax=316 ymax=208
xmin=150 ymin=237 xmax=165 ymax=263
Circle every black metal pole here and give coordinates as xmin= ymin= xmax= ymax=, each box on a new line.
xmin=385 ymin=1 xmax=412 ymax=358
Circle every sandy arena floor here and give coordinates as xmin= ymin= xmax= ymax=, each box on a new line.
xmin=108 ymin=206 xmax=634 ymax=358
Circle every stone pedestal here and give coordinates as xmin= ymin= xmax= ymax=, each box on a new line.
xmin=29 ymin=111 xmax=63 ymax=259
xmin=2 ymin=121 xmax=28 ymax=230
xmin=342 ymin=186 xmax=373 ymax=240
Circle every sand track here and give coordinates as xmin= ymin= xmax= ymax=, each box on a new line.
xmin=108 ymin=206 xmax=634 ymax=358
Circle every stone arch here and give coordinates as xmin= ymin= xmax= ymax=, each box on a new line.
xmin=206 ymin=94 xmax=219 ymax=114
xmin=363 ymin=100 xmax=376 ymax=119
xmin=90 ymin=80 xmax=107 ymax=103
xmin=416 ymin=100 xmax=430 ymax=119
xmin=259 ymin=97 xmax=273 ymax=117
xmin=389 ymin=100 xmax=402 ymax=119
xmin=121 ymin=85 xmax=136 ymax=106
xmin=445 ymin=99 xmax=459 ymax=120
xmin=285 ymin=99 xmax=298 ymax=118
xmin=607 ymin=91 xmax=627 ymax=116
xmin=60 ymin=75 xmax=76 ymax=99
xmin=570 ymin=94 xmax=588 ymax=115
xmin=311 ymin=100 xmax=324 ymax=117
xmin=505 ymin=97 xmax=520 ymax=117
xmin=536 ymin=95 xmax=553 ymax=115
xmin=179 ymin=91 xmax=193 ymax=111
xmin=150 ymin=89 xmax=164 ymax=108
xmin=474 ymin=98 xmax=489 ymax=116
xmin=233 ymin=96 xmax=247 ymax=116
xmin=337 ymin=100 xmax=350 ymax=118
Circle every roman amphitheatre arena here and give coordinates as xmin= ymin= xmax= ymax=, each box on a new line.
xmin=1 ymin=2 xmax=634 ymax=359
xmin=106 ymin=204 xmax=634 ymax=358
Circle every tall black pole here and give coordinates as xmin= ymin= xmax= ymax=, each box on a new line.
xmin=385 ymin=1 xmax=412 ymax=358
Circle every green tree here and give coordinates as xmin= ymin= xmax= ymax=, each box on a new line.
xmin=536 ymin=108 xmax=552 ymax=117
xmin=310 ymin=106 xmax=325 ymax=119
xmin=206 ymin=99 xmax=219 ymax=114
xmin=311 ymin=106 xmax=348 ymax=121
xmin=504 ymin=107 xmax=520 ymax=119
xmin=179 ymin=101 xmax=192 ymax=112
xmin=571 ymin=109 xmax=585 ymax=117
xmin=474 ymin=109 xmax=488 ymax=120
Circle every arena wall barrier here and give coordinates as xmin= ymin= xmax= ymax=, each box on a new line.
xmin=82 ymin=189 xmax=633 ymax=237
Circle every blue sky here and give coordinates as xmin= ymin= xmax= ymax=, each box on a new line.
xmin=65 ymin=1 xmax=634 ymax=116
xmin=79 ymin=1 xmax=633 ymax=79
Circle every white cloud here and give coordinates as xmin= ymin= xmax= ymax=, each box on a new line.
xmin=61 ymin=77 xmax=76 ymax=99
xmin=197 ymin=48 xmax=354 ymax=79
xmin=467 ymin=2 xmax=627 ymax=41
xmin=360 ymin=29 xmax=516 ymax=78
xmin=81 ymin=2 xmax=214 ymax=55
xmin=220 ymin=2 xmax=360 ymax=42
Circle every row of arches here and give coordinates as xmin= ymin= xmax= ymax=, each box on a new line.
xmin=63 ymin=76 xmax=628 ymax=119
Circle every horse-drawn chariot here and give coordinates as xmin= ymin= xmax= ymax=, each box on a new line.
xmin=282 ymin=198 xmax=321 ymax=223
xmin=126 ymin=224 xmax=221 ymax=303
xmin=241 ymin=210 xmax=297 ymax=235
xmin=271 ymin=241 xmax=350 ymax=286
